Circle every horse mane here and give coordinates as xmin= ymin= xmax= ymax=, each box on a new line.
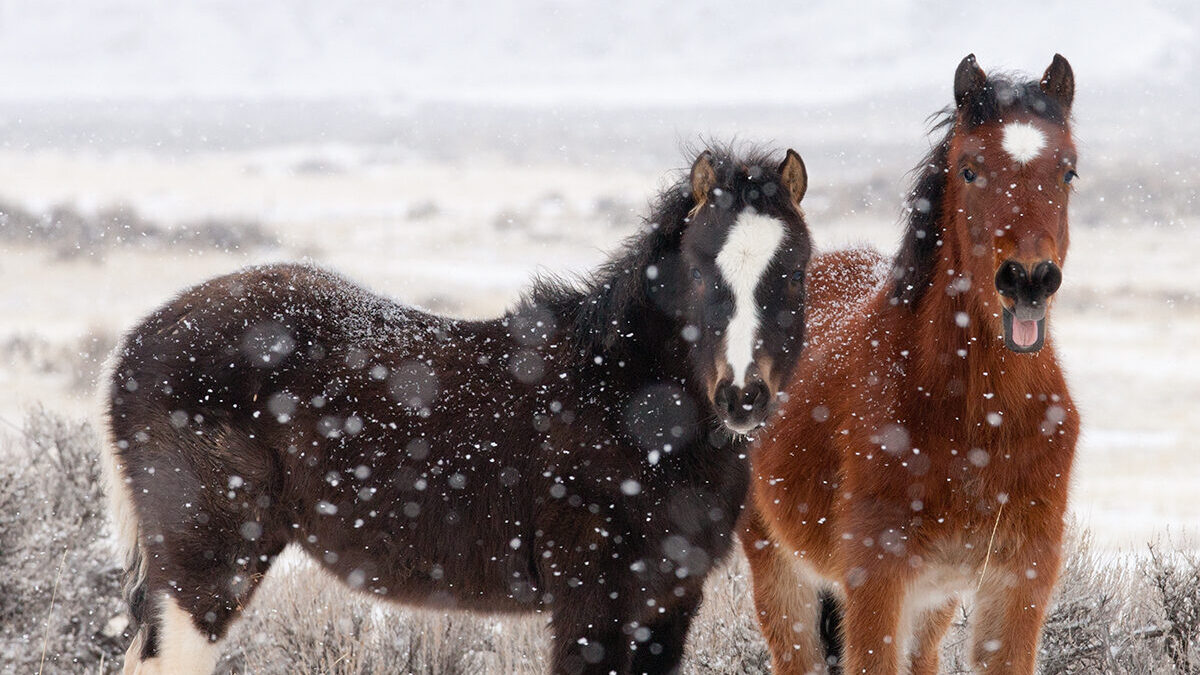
xmin=521 ymin=143 xmax=786 ymax=362
xmin=890 ymin=72 xmax=1070 ymax=307
xmin=517 ymin=183 xmax=688 ymax=362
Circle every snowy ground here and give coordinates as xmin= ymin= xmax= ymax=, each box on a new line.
xmin=1 ymin=5 xmax=1197 ymax=673
xmin=1 ymin=115 xmax=1196 ymax=552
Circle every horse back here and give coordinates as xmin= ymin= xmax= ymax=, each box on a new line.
xmin=802 ymin=246 xmax=891 ymax=354
xmin=105 ymin=264 xmax=541 ymax=608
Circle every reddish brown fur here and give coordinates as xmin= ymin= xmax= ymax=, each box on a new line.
xmin=741 ymin=56 xmax=1080 ymax=674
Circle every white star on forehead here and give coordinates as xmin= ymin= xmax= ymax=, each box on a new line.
xmin=1001 ymin=122 xmax=1046 ymax=165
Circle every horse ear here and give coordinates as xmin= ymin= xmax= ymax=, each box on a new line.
xmin=954 ymin=53 xmax=987 ymax=109
xmin=690 ymin=151 xmax=717 ymax=211
xmin=778 ymin=149 xmax=807 ymax=206
xmin=1040 ymin=53 xmax=1074 ymax=111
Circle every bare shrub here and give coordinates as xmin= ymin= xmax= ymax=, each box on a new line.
xmin=0 ymin=408 xmax=125 ymax=673
xmin=1 ymin=409 xmax=1197 ymax=673
xmin=0 ymin=328 xmax=118 ymax=396
xmin=406 ymin=200 xmax=440 ymax=220
xmin=0 ymin=198 xmax=277 ymax=260
xmin=1037 ymin=530 xmax=1146 ymax=673
xmin=219 ymin=555 xmax=547 ymax=675
xmin=169 ymin=217 xmax=277 ymax=251
xmin=70 ymin=328 xmax=119 ymax=393
xmin=492 ymin=208 xmax=529 ymax=231
xmin=1146 ymin=542 xmax=1200 ymax=673
xmin=593 ymin=195 xmax=638 ymax=228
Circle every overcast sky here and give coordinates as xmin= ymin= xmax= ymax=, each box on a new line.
xmin=0 ymin=0 xmax=1192 ymax=105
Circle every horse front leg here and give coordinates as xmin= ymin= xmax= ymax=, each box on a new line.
xmin=548 ymin=587 xmax=633 ymax=675
xmin=907 ymin=597 xmax=958 ymax=675
xmin=839 ymin=559 xmax=910 ymax=675
xmin=970 ymin=559 xmax=1059 ymax=674
xmin=628 ymin=588 xmax=703 ymax=675
xmin=740 ymin=518 xmax=830 ymax=675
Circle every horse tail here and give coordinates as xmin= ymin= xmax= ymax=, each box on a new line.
xmin=819 ymin=588 xmax=844 ymax=670
xmin=98 ymin=341 xmax=154 ymax=660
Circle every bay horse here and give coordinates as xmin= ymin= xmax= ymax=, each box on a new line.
xmin=102 ymin=146 xmax=814 ymax=674
xmin=741 ymin=55 xmax=1081 ymax=674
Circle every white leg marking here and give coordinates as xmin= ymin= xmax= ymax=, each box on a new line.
xmin=716 ymin=211 xmax=785 ymax=387
xmin=127 ymin=594 xmax=219 ymax=675
xmin=1001 ymin=122 xmax=1046 ymax=165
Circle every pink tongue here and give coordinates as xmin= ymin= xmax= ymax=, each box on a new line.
xmin=1012 ymin=319 xmax=1039 ymax=347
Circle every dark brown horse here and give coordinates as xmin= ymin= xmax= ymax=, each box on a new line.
xmin=103 ymin=146 xmax=814 ymax=674
xmin=741 ymin=55 xmax=1080 ymax=674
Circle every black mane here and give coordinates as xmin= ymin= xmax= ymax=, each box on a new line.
xmin=890 ymin=73 xmax=1069 ymax=307
xmin=522 ymin=144 xmax=790 ymax=361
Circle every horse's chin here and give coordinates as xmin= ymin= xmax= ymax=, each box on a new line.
xmin=722 ymin=419 xmax=764 ymax=437
xmin=1002 ymin=306 xmax=1046 ymax=353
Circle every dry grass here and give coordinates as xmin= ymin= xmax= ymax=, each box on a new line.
xmin=218 ymin=556 xmax=547 ymax=675
xmin=1 ymin=408 xmax=1197 ymax=673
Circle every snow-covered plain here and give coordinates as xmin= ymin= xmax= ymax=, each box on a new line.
xmin=3 ymin=137 xmax=1197 ymax=553
xmin=1 ymin=0 xmax=1197 ymax=557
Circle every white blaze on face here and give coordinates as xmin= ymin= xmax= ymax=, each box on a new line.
xmin=1001 ymin=122 xmax=1046 ymax=165
xmin=715 ymin=211 xmax=786 ymax=387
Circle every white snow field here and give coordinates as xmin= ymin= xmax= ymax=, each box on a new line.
xmin=0 ymin=0 xmax=1195 ymax=572
xmin=1 ymin=2 xmax=1198 ymax=672
xmin=2 ymin=139 xmax=1196 ymax=553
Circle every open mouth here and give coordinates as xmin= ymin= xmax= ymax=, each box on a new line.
xmin=1002 ymin=306 xmax=1046 ymax=353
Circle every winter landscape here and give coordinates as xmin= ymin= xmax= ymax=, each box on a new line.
xmin=1 ymin=2 xmax=1198 ymax=673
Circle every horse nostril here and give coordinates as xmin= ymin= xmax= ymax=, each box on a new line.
xmin=994 ymin=260 xmax=1027 ymax=297
xmin=741 ymin=386 xmax=760 ymax=411
xmin=714 ymin=382 xmax=737 ymax=417
xmin=741 ymin=382 xmax=770 ymax=415
xmin=1032 ymin=261 xmax=1063 ymax=296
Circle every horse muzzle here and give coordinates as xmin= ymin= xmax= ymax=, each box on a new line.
xmin=995 ymin=259 xmax=1061 ymax=353
xmin=713 ymin=379 xmax=771 ymax=434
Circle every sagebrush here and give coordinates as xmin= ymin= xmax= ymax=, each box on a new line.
xmin=1 ymin=409 xmax=1196 ymax=673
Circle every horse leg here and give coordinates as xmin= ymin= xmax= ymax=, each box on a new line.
xmin=122 ymin=591 xmax=218 ymax=675
xmin=740 ymin=513 xmax=829 ymax=674
xmin=547 ymin=588 xmax=632 ymax=675
xmin=970 ymin=561 xmax=1058 ymax=674
xmin=628 ymin=588 xmax=703 ymax=675
xmin=839 ymin=562 xmax=908 ymax=675
xmin=126 ymin=531 xmax=283 ymax=675
xmin=126 ymin=531 xmax=283 ymax=674
xmin=121 ymin=460 xmax=286 ymax=675
xmin=906 ymin=598 xmax=958 ymax=675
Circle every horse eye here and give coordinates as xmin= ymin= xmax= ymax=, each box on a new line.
xmin=1064 ymin=170 xmax=1078 ymax=184
xmin=790 ymin=270 xmax=804 ymax=284
xmin=691 ymin=267 xmax=702 ymax=281
xmin=962 ymin=168 xmax=977 ymax=183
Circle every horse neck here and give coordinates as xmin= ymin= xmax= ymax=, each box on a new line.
xmin=552 ymin=267 xmax=694 ymax=391
xmin=621 ymin=306 xmax=690 ymax=381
